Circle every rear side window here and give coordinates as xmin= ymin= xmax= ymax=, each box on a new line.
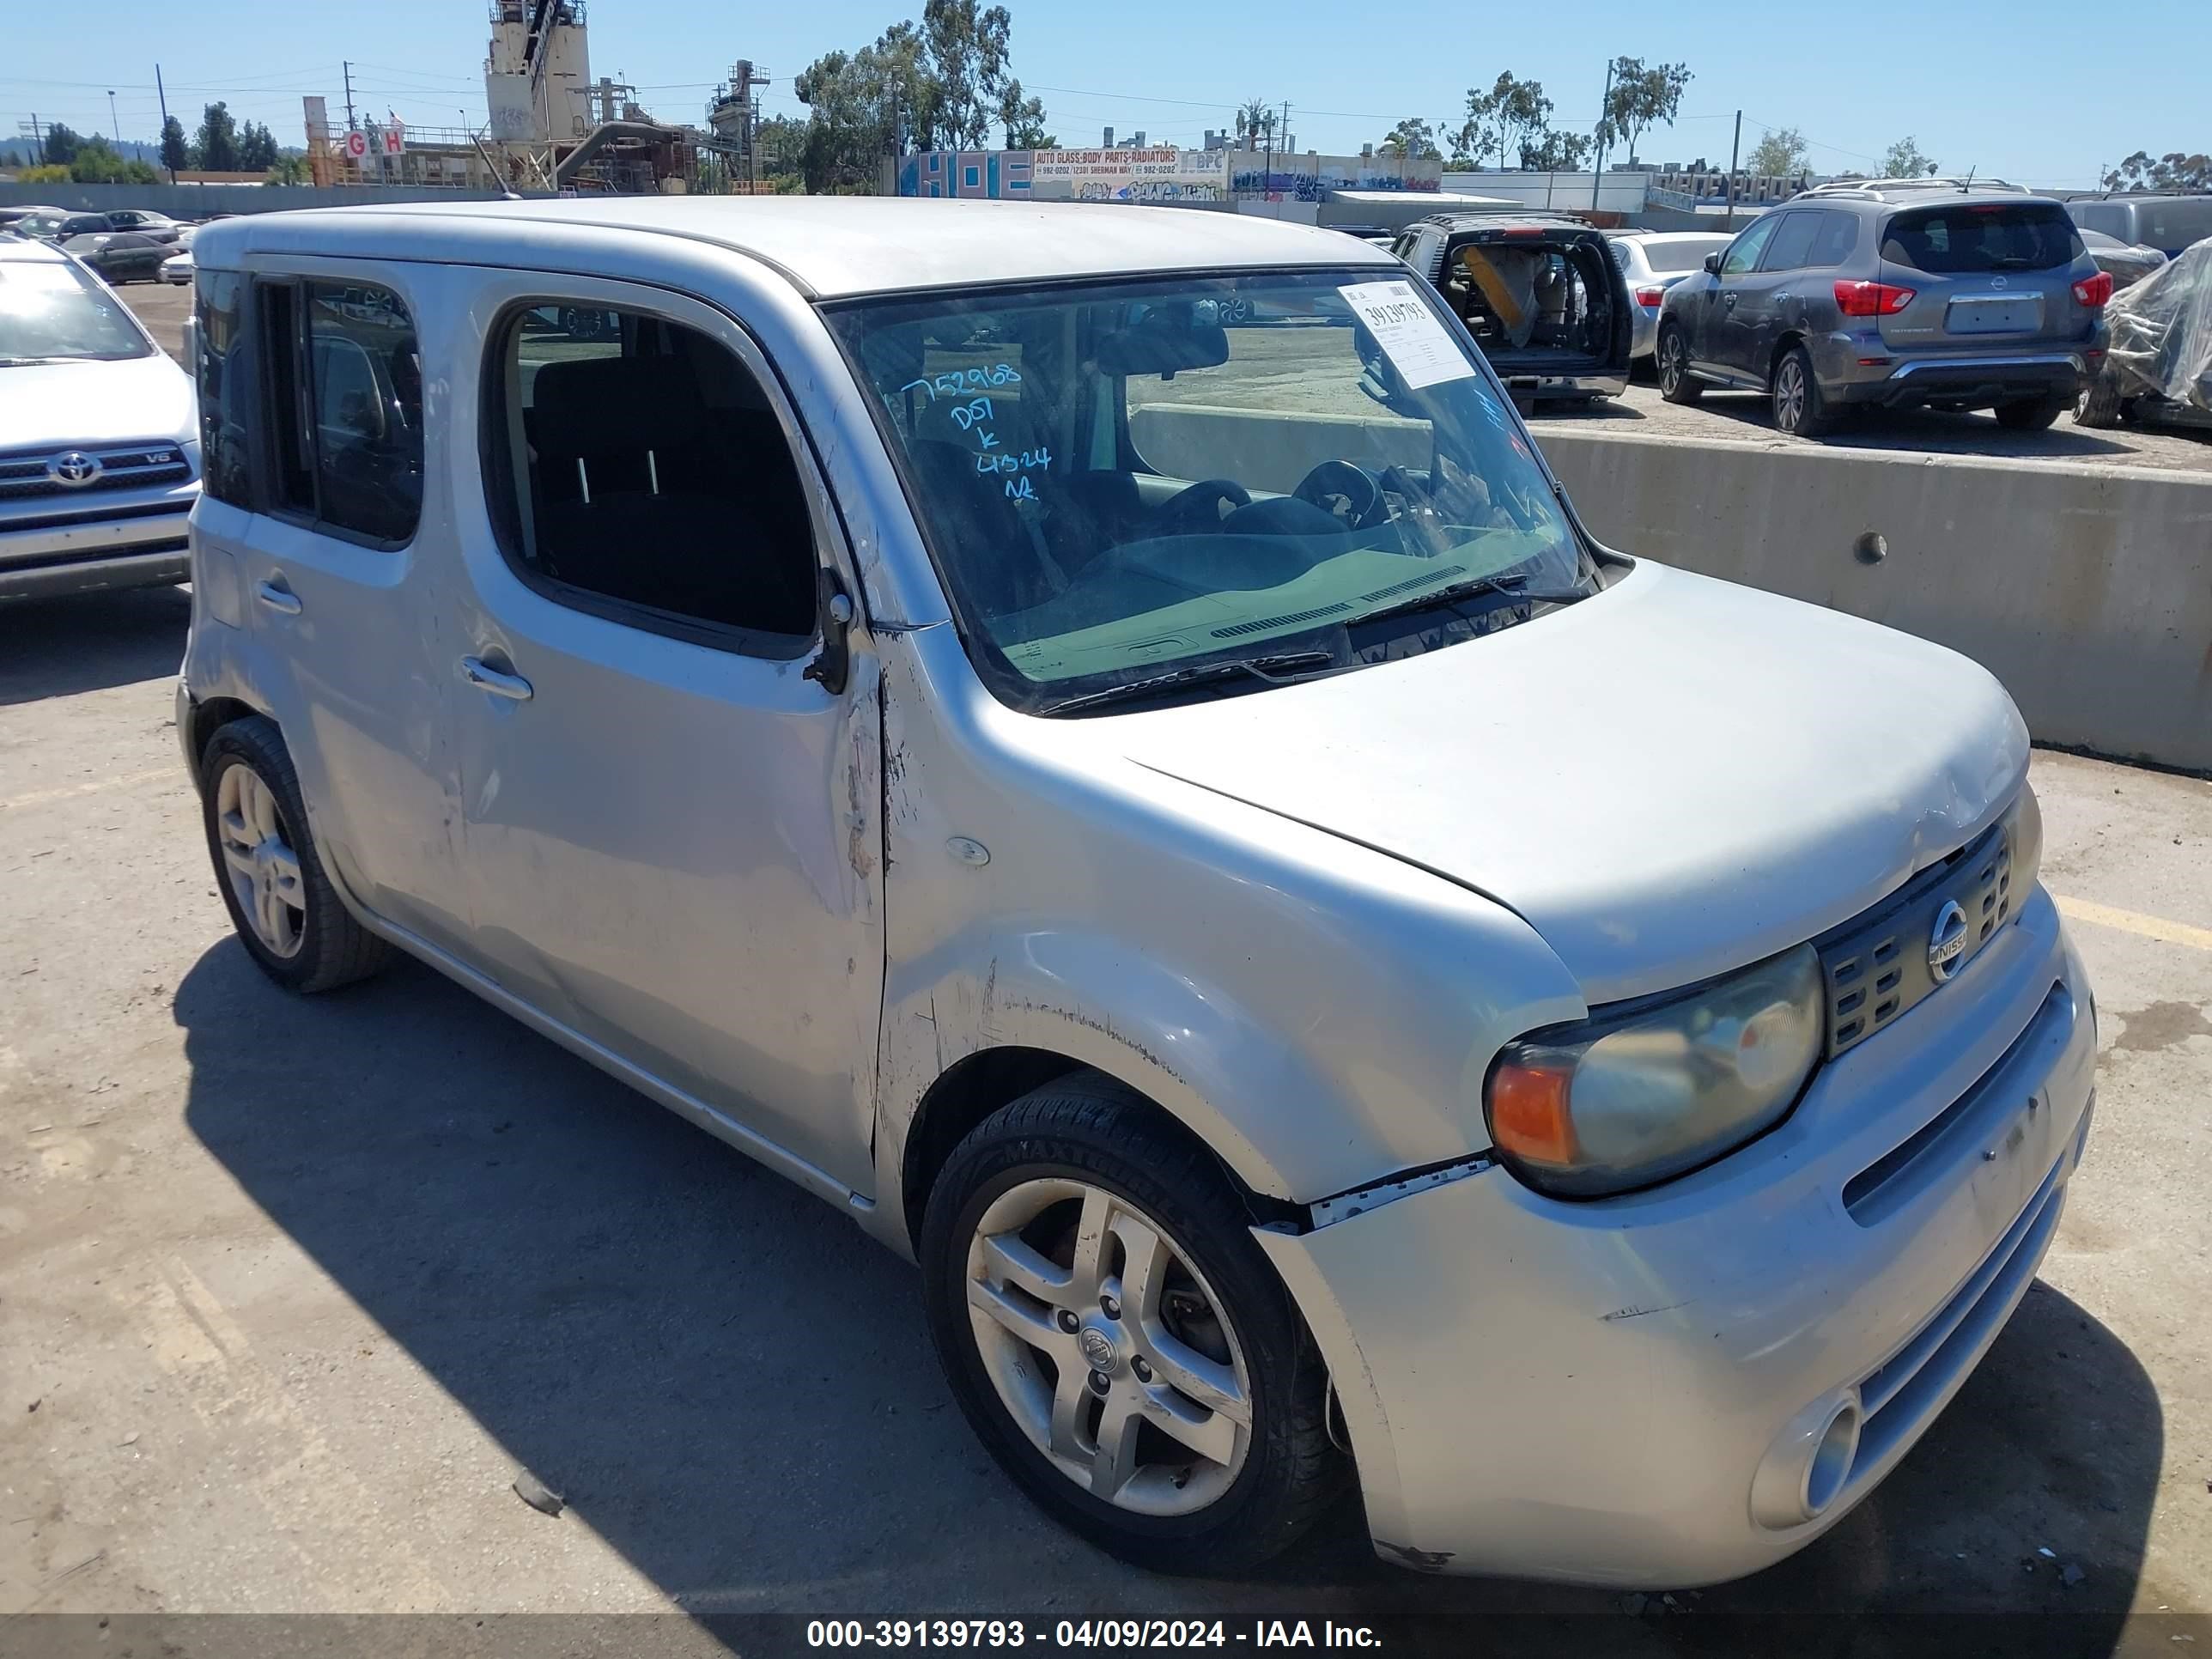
xmin=192 ymin=270 xmax=252 ymax=507
xmin=1803 ymin=211 xmax=1858 ymax=268
xmin=1881 ymin=204 xmax=2082 ymax=273
xmin=258 ymin=277 xmax=423 ymax=544
xmin=481 ymin=303 xmax=818 ymax=652
xmin=2141 ymin=200 xmax=2212 ymax=252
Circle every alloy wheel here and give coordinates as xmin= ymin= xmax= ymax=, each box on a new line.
xmin=963 ymin=1177 xmax=1253 ymax=1516
xmin=1775 ymin=358 xmax=1807 ymax=431
xmin=1659 ymin=332 xmax=1683 ymax=393
xmin=216 ymin=763 xmax=307 ymax=958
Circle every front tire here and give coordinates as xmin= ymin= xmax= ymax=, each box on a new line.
xmin=1771 ymin=343 xmax=1837 ymax=437
xmin=921 ymin=1077 xmax=1346 ymax=1573
xmin=1656 ymin=324 xmax=1702 ymax=404
xmin=200 ymin=716 xmax=392 ymax=994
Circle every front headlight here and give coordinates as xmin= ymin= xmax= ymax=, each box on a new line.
xmin=1486 ymin=945 xmax=1823 ymax=1198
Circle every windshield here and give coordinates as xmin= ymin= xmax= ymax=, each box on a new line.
xmin=1881 ymin=204 xmax=2082 ymax=273
xmin=0 ymin=258 xmax=152 ymax=363
xmin=831 ymin=269 xmax=1595 ymax=714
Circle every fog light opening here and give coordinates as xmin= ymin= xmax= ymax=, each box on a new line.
xmin=1805 ymin=1404 xmax=1861 ymax=1517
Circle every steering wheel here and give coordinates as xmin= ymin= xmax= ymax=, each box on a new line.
xmin=1292 ymin=459 xmax=1385 ymax=530
xmin=1156 ymin=477 xmax=1252 ymax=534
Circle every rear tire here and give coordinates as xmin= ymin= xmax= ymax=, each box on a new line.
xmin=2071 ymin=379 xmax=2122 ymax=429
xmin=1771 ymin=344 xmax=1837 ymax=437
xmin=921 ymin=1076 xmax=1347 ymax=1574
xmin=1995 ymin=393 xmax=2068 ymax=432
xmin=1656 ymin=324 xmax=1702 ymax=404
xmin=200 ymin=716 xmax=392 ymax=994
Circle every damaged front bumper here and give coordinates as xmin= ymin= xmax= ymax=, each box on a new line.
xmin=1258 ymin=887 xmax=2095 ymax=1587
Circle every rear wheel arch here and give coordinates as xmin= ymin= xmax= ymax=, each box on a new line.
xmin=1769 ymin=330 xmax=1809 ymax=389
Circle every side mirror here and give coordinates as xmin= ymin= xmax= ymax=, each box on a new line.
xmin=803 ymin=572 xmax=855 ymax=696
xmin=1703 ymin=252 xmax=1724 ymax=275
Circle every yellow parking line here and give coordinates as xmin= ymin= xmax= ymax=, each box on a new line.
xmin=0 ymin=767 xmax=178 ymax=812
xmin=2056 ymin=894 xmax=2212 ymax=952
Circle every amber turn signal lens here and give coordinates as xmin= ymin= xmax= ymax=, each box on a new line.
xmin=1488 ymin=1062 xmax=1577 ymax=1167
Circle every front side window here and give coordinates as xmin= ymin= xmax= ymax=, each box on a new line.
xmin=259 ymin=277 xmax=422 ymax=544
xmin=0 ymin=256 xmax=152 ymax=367
xmin=831 ymin=270 xmax=1595 ymax=714
xmin=1881 ymin=204 xmax=2082 ymax=273
xmin=1720 ymin=216 xmax=1780 ymax=276
xmin=482 ymin=303 xmax=818 ymax=647
xmin=1759 ymin=212 xmax=1820 ymax=272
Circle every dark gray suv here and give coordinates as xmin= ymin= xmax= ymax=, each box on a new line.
xmin=1655 ymin=184 xmax=2112 ymax=436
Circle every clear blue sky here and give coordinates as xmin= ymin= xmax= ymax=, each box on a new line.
xmin=6 ymin=0 xmax=2204 ymax=188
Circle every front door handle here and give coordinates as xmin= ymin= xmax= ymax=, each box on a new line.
xmin=460 ymin=656 xmax=533 ymax=702
xmin=254 ymin=579 xmax=302 ymax=616
xmin=1723 ymin=292 xmax=1741 ymax=309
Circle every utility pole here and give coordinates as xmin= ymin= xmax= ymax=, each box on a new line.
xmin=108 ymin=90 xmax=122 ymax=145
xmin=342 ymin=61 xmax=357 ymax=133
xmin=28 ymin=113 xmax=46 ymax=166
xmin=1589 ymin=58 xmax=1613 ymax=211
xmin=156 ymin=64 xmax=175 ymax=181
xmin=1723 ymin=109 xmax=1741 ymax=228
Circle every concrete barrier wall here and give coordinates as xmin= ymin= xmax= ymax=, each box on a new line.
xmin=1536 ymin=428 xmax=2212 ymax=773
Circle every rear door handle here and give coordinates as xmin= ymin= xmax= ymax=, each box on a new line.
xmin=460 ymin=656 xmax=533 ymax=702
xmin=254 ymin=579 xmax=302 ymax=616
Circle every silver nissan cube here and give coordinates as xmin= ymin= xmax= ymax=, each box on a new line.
xmin=176 ymin=197 xmax=2097 ymax=1587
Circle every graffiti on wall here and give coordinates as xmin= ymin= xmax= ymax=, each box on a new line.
xmin=896 ymin=146 xmax=1422 ymax=204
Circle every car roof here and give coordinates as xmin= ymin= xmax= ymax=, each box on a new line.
xmin=0 ymin=234 xmax=71 ymax=264
xmin=1787 ymin=184 xmax=2062 ymax=213
xmin=1608 ymin=229 xmax=1733 ymax=242
xmin=1419 ymin=211 xmax=1594 ymax=232
xmin=191 ymin=196 xmax=1403 ymax=300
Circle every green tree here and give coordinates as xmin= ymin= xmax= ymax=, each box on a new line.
xmin=793 ymin=21 xmax=933 ymax=192
xmin=1882 ymin=135 xmax=1937 ymax=177
xmin=1453 ymin=87 xmax=1498 ymax=169
xmin=1376 ymin=117 xmax=1439 ymax=161
xmin=237 ymin=119 xmax=280 ymax=172
xmin=1522 ymin=129 xmax=1591 ymax=172
xmin=921 ymin=0 xmax=1012 ymax=149
xmin=18 ymin=164 xmax=73 ymax=185
xmin=41 ymin=122 xmax=84 ymax=165
xmin=2102 ymin=149 xmax=2212 ymax=192
xmin=1595 ymin=58 xmax=1692 ymax=167
xmin=195 ymin=101 xmax=240 ymax=172
xmin=1747 ymin=125 xmax=1809 ymax=179
xmin=123 ymin=159 xmax=160 ymax=185
xmin=264 ymin=155 xmax=310 ymax=185
xmin=1462 ymin=73 xmax=1552 ymax=171
xmin=159 ymin=114 xmax=190 ymax=173
xmin=67 ymin=136 xmax=132 ymax=184
xmin=997 ymin=78 xmax=1051 ymax=149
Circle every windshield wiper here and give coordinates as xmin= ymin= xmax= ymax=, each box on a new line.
xmin=1038 ymin=650 xmax=1339 ymax=717
xmin=1352 ymin=569 xmax=1586 ymax=629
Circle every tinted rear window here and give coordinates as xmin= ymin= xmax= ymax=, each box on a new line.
xmin=1644 ymin=238 xmax=1732 ymax=274
xmin=1881 ymin=204 xmax=2081 ymax=273
xmin=2139 ymin=200 xmax=2212 ymax=252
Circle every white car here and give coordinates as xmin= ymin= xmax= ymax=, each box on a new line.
xmin=0 ymin=235 xmax=199 ymax=601
xmin=178 ymin=198 xmax=2095 ymax=1587
xmin=161 ymin=249 xmax=192 ymax=285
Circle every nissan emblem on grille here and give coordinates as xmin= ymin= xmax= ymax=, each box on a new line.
xmin=46 ymin=452 xmax=101 ymax=488
xmin=1928 ymin=899 xmax=1971 ymax=981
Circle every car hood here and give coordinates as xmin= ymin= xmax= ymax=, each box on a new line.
xmin=0 ymin=353 xmax=195 ymax=452
xmin=1112 ymin=561 xmax=2027 ymax=1005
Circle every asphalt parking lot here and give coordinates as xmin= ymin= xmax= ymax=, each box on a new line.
xmin=3 ymin=581 xmax=2210 ymax=1649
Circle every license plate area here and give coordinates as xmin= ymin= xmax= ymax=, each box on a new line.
xmin=1945 ymin=295 xmax=2042 ymax=334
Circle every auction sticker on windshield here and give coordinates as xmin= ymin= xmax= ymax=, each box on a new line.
xmin=1338 ymin=278 xmax=1475 ymax=390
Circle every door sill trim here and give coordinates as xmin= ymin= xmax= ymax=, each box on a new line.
xmin=352 ymin=908 xmax=873 ymax=1215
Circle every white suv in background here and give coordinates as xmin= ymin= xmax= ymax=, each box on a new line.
xmin=0 ymin=234 xmax=198 ymax=602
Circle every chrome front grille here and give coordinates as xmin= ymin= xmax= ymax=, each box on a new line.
xmin=0 ymin=441 xmax=191 ymax=505
xmin=1816 ymin=820 xmax=2014 ymax=1058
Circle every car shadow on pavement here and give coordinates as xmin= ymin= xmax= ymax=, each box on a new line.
xmin=1 ymin=585 xmax=189 ymax=706
xmin=174 ymin=939 xmax=2162 ymax=1652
